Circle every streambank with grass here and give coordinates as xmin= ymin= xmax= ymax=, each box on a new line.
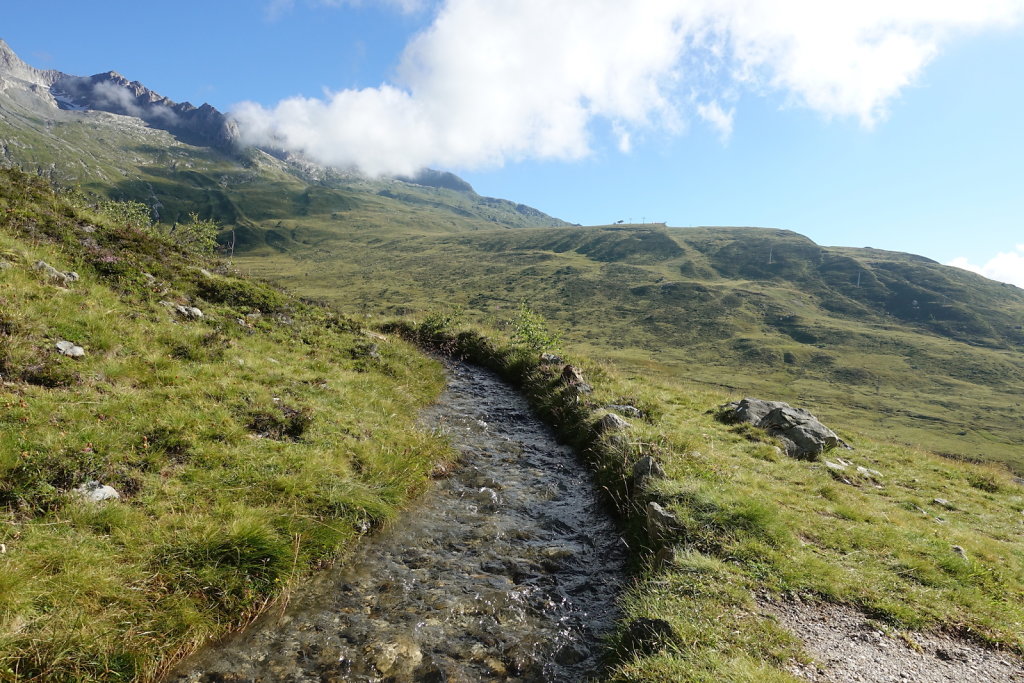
xmin=0 ymin=169 xmax=449 ymax=680
xmin=392 ymin=316 xmax=1024 ymax=681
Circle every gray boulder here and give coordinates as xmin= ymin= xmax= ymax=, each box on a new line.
xmin=34 ymin=260 xmax=77 ymax=286
xmin=719 ymin=397 xmax=850 ymax=459
xmin=174 ymin=305 xmax=204 ymax=320
xmin=632 ymin=456 xmax=666 ymax=490
xmin=596 ymin=412 xmax=631 ymax=433
xmin=55 ymin=340 xmax=85 ymax=358
xmin=73 ymin=481 xmax=120 ymax=502
xmin=606 ymin=404 xmax=643 ymax=418
xmin=645 ymin=501 xmax=677 ymax=545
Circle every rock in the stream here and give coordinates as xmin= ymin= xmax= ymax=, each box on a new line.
xmin=632 ymin=456 xmax=666 ymax=490
xmin=55 ymin=340 xmax=85 ymax=358
xmin=719 ymin=397 xmax=850 ymax=459
xmin=620 ymin=617 xmax=676 ymax=656
xmin=73 ymin=481 xmax=120 ymax=502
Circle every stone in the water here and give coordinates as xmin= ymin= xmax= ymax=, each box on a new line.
xmin=55 ymin=340 xmax=85 ymax=358
xmin=73 ymin=481 xmax=120 ymax=502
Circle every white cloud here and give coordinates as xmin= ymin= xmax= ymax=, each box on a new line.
xmin=948 ymin=244 xmax=1024 ymax=288
xmin=696 ymin=100 xmax=735 ymax=141
xmin=237 ymin=0 xmax=1024 ymax=175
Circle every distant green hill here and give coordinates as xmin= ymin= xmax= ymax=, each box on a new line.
xmin=235 ymin=223 xmax=1024 ymax=473
xmin=1 ymin=39 xmax=1021 ymax=472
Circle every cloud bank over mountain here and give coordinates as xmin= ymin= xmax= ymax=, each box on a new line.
xmin=950 ymin=246 xmax=1024 ymax=289
xmin=235 ymin=0 xmax=1024 ymax=175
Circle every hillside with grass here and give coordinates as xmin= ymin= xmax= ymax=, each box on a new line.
xmin=393 ymin=320 xmax=1024 ymax=682
xmin=0 ymin=39 xmax=566 ymax=251
xmin=0 ymin=168 xmax=451 ymax=680
xmin=235 ymin=223 xmax=1024 ymax=474
xmin=5 ymin=40 xmax=1021 ymax=473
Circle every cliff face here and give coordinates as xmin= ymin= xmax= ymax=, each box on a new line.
xmin=50 ymin=71 xmax=238 ymax=150
xmin=0 ymin=39 xmax=62 ymax=91
xmin=0 ymin=39 xmax=236 ymax=151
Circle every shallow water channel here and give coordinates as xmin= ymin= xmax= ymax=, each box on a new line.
xmin=170 ymin=361 xmax=628 ymax=682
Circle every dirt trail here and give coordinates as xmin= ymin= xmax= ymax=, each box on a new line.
xmin=765 ymin=600 xmax=1024 ymax=682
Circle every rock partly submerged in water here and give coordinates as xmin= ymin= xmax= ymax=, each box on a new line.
xmin=718 ymin=397 xmax=850 ymax=460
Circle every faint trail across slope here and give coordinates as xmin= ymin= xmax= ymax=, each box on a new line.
xmin=170 ymin=361 xmax=628 ymax=682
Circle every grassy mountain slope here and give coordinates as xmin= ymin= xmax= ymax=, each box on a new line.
xmin=400 ymin=321 xmax=1024 ymax=682
xmin=0 ymin=69 xmax=566 ymax=250
xmin=0 ymin=168 xmax=449 ymax=680
xmin=235 ymin=223 xmax=1024 ymax=473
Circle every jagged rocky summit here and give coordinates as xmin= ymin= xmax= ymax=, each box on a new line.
xmin=0 ymin=38 xmax=237 ymax=150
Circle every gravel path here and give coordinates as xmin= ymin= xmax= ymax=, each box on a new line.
xmin=763 ymin=599 xmax=1024 ymax=682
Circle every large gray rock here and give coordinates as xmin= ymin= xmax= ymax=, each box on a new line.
xmin=632 ymin=456 xmax=666 ymax=490
xmin=719 ymin=397 xmax=850 ymax=459
xmin=645 ymin=501 xmax=677 ymax=545
xmin=55 ymin=340 xmax=85 ymax=358
xmin=606 ymin=403 xmax=643 ymax=418
xmin=174 ymin=305 xmax=204 ymax=320
xmin=596 ymin=412 xmax=631 ymax=433
xmin=34 ymin=260 xmax=78 ymax=286
xmin=72 ymin=481 xmax=120 ymax=502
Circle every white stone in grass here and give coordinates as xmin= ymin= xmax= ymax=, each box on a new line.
xmin=174 ymin=305 xmax=203 ymax=320
xmin=55 ymin=340 xmax=85 ymax=358
xmin=73 ymin=480 xmax=120 ymax=502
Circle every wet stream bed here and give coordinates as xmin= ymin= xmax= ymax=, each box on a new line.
xmin=170 ymin=361 xmax=628 ymax=682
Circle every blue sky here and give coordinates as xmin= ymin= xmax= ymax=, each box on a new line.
xmin=3 ymin=1 xmax=1023 ymax=285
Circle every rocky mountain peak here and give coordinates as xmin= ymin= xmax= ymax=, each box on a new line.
xmin=0 ymin=38 xmax=62 ymax=90
xmin=49 ymin=68 xmax=238 ymax=150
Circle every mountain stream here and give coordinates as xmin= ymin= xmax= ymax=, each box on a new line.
xmin=169 ymin=361 xmax=628 ymax=682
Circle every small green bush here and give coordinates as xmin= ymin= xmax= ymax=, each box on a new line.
xmin=195 ymin=275 xmax=286 ymax=313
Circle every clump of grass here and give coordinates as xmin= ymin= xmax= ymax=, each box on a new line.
xmin=246 ymin=403 xmax=314 ymax=441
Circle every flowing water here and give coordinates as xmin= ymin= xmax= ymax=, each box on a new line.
xmin=170 ymin=361 xmax=628 ymax=682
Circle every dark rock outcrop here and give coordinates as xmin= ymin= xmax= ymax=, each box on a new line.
xmin=50 ymin=71 xmax=238 ymax=150
xmin=719 ymin=397 xmax=850 ymax=459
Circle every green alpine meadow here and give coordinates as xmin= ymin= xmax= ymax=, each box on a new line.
xmin=0 ymin=35 xmax=1022 ymax=682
